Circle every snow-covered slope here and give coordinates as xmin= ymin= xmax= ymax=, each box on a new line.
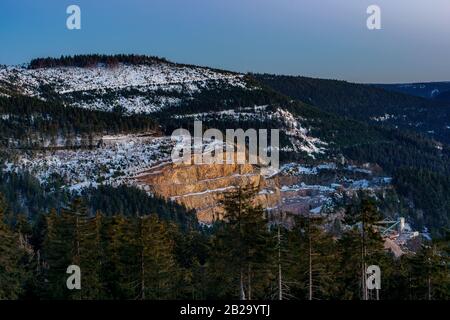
xmin=0 ymin=56 xmax=328 ymax=192
xmin=0 ymin=59 xmax=328 ymax=158
xmin=8 ymin=134 xmax=173 ymax=191
xmin=173 ymin=106 xmax=327 ymax=157
xmin=0 ymin=64 xmax=244 ymax=94
xmin=0 ymin=62 xmax=247 ymax=114
xmin=0 ymin=57 xmax=404 ymax=230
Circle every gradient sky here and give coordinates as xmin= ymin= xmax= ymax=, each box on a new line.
xmin=1 ymin=0 xmax=450 ymax=83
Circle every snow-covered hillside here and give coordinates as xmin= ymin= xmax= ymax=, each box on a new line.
xmin=0 ymin=57 xmax=330 ymax=190
xmin=173 ymin=106 xmax=328 ymax=158
xmin=7 ymin=134 xmax=173 ymax=192
xmin=0 ymin=62 xmax=247 ymax=114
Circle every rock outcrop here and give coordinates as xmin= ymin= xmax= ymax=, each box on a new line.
xmin=132 ymin=162 xmax=280 ymax=223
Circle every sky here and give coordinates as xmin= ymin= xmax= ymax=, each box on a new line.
xmin=1 ymin=0 xmax=450 ymax=83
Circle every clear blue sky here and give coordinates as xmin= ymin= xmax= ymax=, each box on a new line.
xmin=1 ymin=0 xmax=450 ymax=83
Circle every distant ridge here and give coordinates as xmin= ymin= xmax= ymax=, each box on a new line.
xmin=28 ymin=54 xmax=170 ymax=69
xmin=374 ymin=81 xmax=450 ymax=100
xmin=255 ymin=73 xmax=450 ymax=144
xmin=27 ymin=54 xmax=235 ymax=75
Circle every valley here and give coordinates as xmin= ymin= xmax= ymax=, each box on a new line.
xmin=0 ymin=54 xmax=448 ymax=239
xmin=0 ymin=54 xmax=447 ymax=301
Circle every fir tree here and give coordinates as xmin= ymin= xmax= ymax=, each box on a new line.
xmin=338 ymin=195 xmax=385 ymax=300
xmin=135 ymin=215 xmax=181 ymax=299
xmin=68 ymin=199 xmax=104 ymax=299
xmin=42 ymin=208 xmax=74 ymax=299
xmin=282 ymin=213 xmax=338 ymax=300
xmin=209 ymin=187 xmax=274 ymax=300
xmin=0 ymin=194 xmax=27 ymax=299
xmin=409 ymin=243 xmax=450 ymax=300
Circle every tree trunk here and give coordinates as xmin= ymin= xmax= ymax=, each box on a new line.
xmin=278 ymin=224 xmax=282 ymax=300
xmin=141 ymin=250 xmax=145 ymax=300
xmin=76 ymin=215 xmax=82 ymax=300
xmin=308 ymin=214 xmax=313 ymax=301
xmin=140 ymin=218 xmax=145 ymax=300
xmin=240 ymin=268 xmax=246 ymax=300
xmin=248 ymin=264 xmax=252 ymax=300
xmin=361 ymin=214 xmax=367 ymax=300
xmin=428 ymin=275 xmax=431 ymax=300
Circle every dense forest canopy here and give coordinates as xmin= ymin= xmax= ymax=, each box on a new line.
xmin=0 ymin=188 xmax=448 ymax=300
xmin=254 ymin=74 xmax=450 ymax=145
xmin=28 ymin=54 xmax=170 ymax=69
xmin=0 ymin=95 xmax=159 ymax=147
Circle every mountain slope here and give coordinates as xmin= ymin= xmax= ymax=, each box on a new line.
xmin=0 ymin=54 xmax=246 ymax=115
xmin=255 ymin=74 xmax=450 ymax=144
xmin=0 ymin=55 xmax=448 ymax=236
xmin=375 ymin=81 xmax=450 ymax=100
xmin=435 ymin=90 xmax=450 ymax=103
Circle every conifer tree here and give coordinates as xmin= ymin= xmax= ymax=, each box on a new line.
xmin=270 ymin=211 xmax=294 ymax=300
xmin=134 ymin=215 xmax=181 ymax=300
xmin=283 ymin=214 xmax=338 ymax=300
xmin=100 ymin=214 xmax=132 ymax=299
xmin=409 ymin=242 xmax=450 ymax=300
xmin=42 ymin=208 xmax=74 ymax=299
xmin=68 ymin=198 xmax=103 ymax=299
xmin=0 ymin=194 xmax=26 ymax=299
xmin=42 ymin=199 xmax=104 ymax=299
xmin=209 ymin=187 xmax=274 ymax=300
xmin=338 ymin=195 xmax=385 ymax=300
xmin=164 ymin=224 xmax=208 ymax=299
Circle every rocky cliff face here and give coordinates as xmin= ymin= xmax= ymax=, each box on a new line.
xmin=129 ymin=155 xmax=392 ymax=224
xmin=132 ymin=162 xmax=280 ymax=223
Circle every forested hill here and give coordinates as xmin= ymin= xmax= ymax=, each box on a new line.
xmin=253 ymin=73 xmax=450 ymax=237
xmin=0 ymin=54 xmax=449 ymax=237
xmin=254 ymin=74 xmax=450 ymax=144
xmin=0 ymin=95 xmax=158 ymax=148
xmin=27 ymin=54 xmax=233 ymax=74
xmin=0 ymin=55 xmax=449 ymax=300
xmin=28 ymin=54 xmax=170 ymax=69
xmin=435 ymin=90 xmax=450 ymax=103
xmin=375 ymin=81 xmax=450 ymax=101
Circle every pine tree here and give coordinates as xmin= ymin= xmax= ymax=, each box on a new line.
xmin=208 ymin=187 xmax=274 ymax=300
xmin=0 ymin=194 xmax=27 ymax=299
xmin=42 ymin=208 xmax=74 ymax=299
xmin=166 ymin=226 xmax=208 ymax=299
xmin=98 ymin=214 xmax=182 ymax=299
xmin=337 ymin=195 xmax=385 ymax=300
xmin=270 ymin=211 xmax=295 ymax=300
xmin=67 ymin=198 xmax=103 ymax=299
xmin=283 ymin=214 xmax=338 ymax=300
xmin=135 ymin=215 xmax=181 ymax=299
xmin=100 ymin=214 xmax=132 ymax=299
xmin=409 ymin=242 xmax=450 ymax=300
xmin=41 ymin=199 xmax=104 ymax=299
xmin=13 ymin=213 xmax=38 ymax=299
